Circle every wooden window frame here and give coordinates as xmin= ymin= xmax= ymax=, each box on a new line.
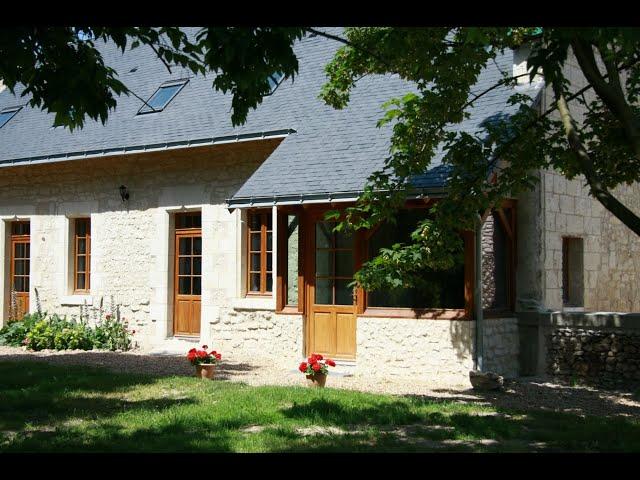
xmin=246 ymin=209 xmax=273 ymax=296
xmin=272 ymin=199 xmax=516 ymax=321
xmin=73 ymin=218 xmax=91 ymax=294
xmin=276 ymin=207 xmax=304 ymax=314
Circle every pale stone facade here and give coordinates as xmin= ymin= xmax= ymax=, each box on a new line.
xmin=0 ymin=140 xmax=283 ymax=352
xmin=356 ymin=317 xmax=518 ymax=385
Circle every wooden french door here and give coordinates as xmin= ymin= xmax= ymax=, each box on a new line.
xmin=9 ymin=221 xmax=30 ymax=321
xmin=173 ymin=213 xmax=202 ymax=336
xmin=306 ymin=216 xmax=357 ymax=360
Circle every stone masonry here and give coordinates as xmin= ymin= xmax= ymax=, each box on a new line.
xmin=0 ymin=140 xmax=285 ymax=352
xmin=547 ymin=327 xmax=640 ymax=387
xmin=357 ymin=317 xmax=518 ymax=386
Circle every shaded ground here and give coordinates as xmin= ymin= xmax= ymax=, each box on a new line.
xmin=1 ymin=359 xmax=639 ymax=452
xmin=1 ymin=346 xmax=638 ymax=419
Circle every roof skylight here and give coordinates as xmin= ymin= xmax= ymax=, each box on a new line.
xmin=266 ymin=72 xmax=285 ymax=95
xmin=0 ymin=106 xmax=21 ymax=129
xmin=137 ymin=79 xmax=188 ymax=115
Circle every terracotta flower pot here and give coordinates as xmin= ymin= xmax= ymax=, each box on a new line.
xmin=306 ymin=373 xmax=327 ymax=388
xmin=195 ymin=363 xmax=216 ymax=379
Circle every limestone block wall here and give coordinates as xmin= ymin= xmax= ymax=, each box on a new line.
xmin=483 ymin=317 xmax=519 ymax=377
xmin=210 ymin=310 xmax=303 ymax=363
xmin=356 ymin=317 xmax=518 ymax=385
xmin=0 ymin=140 xmax=281 ymax=352
xmin=539 ymin=170 xmax=640 ymax=311
xmin=535 ymin=48 xmax=640 ymax=312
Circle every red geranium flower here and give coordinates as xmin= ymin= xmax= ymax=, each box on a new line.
xmin=312 ymin=363 xmax=321 ymax=372
xmin=326 ymin=359 xmax=336 ymax=367
xmin=299 ymin=362 xmax=308 ymax=373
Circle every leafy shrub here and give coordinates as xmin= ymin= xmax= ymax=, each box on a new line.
xmin=92 ymin=314 xmax=132 ymax=351
xmin=54 ymin=324 xmax=93 ymax=350
xmin=26 ymin=319 xmax=57 ymax=351
xmin=0 ymin=313 xmax=43 ymax=346
xmin=24 ymin=313 xmax=132 ymax=352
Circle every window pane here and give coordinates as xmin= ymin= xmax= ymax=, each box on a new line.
xmin=15 ymin=243 xmax=25 ymax=258
xmin=335 ymin=251 xmax=354 ymax=278
xmin=315 ymin=250 xmax=333 ymax=277
xmin=250 ymin=273 xmax=261 ymax=292
xmin=250 ymin=253 xmax=261 ymax=271
xmin=77 ymin=256 xmax=86 ymax=273
xmin=24 ymin=277 xmax=30 ymax=292
xmin=77 ymin=239 xmax=86 ymax=254
xmin=145 ymin=84 xmax=183 ymax=111
xmin=249 ymin=214 xmax=261 ymax=231
xmin=179 ymin=238 xmax=191 ymax=255
xmin=191 ymin=215 xmax=202 ymax=228
xmin=76 ymin=220 xmax=88 ymax=236
xmin=315 ymin=278 xmax=333 ymax=305
xmin=265 ymin=213 xmax=272 ymax=230
xmin=193 ymin=257 xmax=202 ymax=276
xmin=179 ymin=257 xmax=191 ymax=275
xmin=266 ymin=232 xmax=272 ymax=251
xmin=266 ymin=253 xmax=272 ymax=272
xmin=178 ymin=277 xmax=191 ymax=295
xmin=12 ymin=222 xmax=30 ymax=235
xmin=193 ymin=237 xmax=202 ymax=255
xmin=193 ymin=277 xmax=202 ymax=296
xmin=76 ymin=274 xmax=86 ymax=290
xmin=25 ymin=243 xmax=30 ymax=257
xmin=335 ymin=231 xmax=353 ymax=249
xmin=316 ymin=222 xmax=333 ymax=249
xmin=367 ymin=209 xmax=464 ymax=309
xmin=266 ymin=275 xmax=273 ymax=293
xmin=250 ymin=233 xmax=261 ymax=251
xmin=286 ymin=215 xmax=299 ymax=305
xmin=335 ymin=279 xmax=354 ymax=305
xmin=13 ymin=276 xmax=25 ymax=292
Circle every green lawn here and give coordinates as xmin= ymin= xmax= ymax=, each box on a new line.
xmin=1 ymin=360 xmax=639 ymax=452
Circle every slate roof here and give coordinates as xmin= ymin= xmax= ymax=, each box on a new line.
xmin=0 ymin=28 xmax=543 ymax=207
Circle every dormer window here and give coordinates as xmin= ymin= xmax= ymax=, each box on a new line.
xmin=137 ymin=79 xmax=188 ymax=115
xmin=266 ymin=72 xmax=285 ymax=95
xmin=0 ymin=106 xmax=22 ymax=129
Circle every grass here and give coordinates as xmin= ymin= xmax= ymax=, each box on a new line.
xmin=1 ymin=360 xmax=639 ymax=452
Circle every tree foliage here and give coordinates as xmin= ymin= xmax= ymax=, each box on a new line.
xmin=1 ymin=27 xmax=639 ymax=292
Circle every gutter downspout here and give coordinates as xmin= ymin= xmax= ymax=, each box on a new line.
xmin=474 ymin=213 xmax=484 ymax=372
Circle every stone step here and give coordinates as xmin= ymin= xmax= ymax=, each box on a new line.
xmin=149 ymin=336 xmax=201 ymax=356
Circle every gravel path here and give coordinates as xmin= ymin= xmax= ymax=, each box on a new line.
xmin=1 ymin=345 xmax=638 ymax=418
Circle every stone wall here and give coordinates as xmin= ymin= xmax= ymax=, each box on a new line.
xmin=538 ymin=170 xmax=640 ymax=312
xmin=0 ymin=140 xmax=281 ymax=352
xmin=518 ymin=312 xmax=640 ymax=388
xmin=356 ymin=316 xmax=518 ymax=386
xmin=483 ymin=317 xmax=519 ymax=377
xmin=547 ymin=327 xmax=640 ymax=387
xmin=535 ymin=48 xmax=640 ymax=312
xmin=211 ymin=309 xmax=303 ymax=363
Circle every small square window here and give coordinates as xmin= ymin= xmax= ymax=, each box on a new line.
xmin=0 ymin=106 xmax=22 ymax=129
xmin=137 ymin=80 xmax=188 ymax=115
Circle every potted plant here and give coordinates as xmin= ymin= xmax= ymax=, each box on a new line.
xmin=187 ymin=345 xmax=222 ymax=379
xmin=298 ymin=353 xmax=336 ymax=388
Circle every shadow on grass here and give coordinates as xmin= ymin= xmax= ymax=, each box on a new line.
xmin=0 ymin=361 xmax=195 ymax=431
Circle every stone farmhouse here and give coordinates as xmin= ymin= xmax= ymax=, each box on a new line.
xmin=1 ymin=28 xmax=638 ymax=385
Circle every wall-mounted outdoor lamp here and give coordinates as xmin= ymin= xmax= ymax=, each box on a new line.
xmin=119 ymin=185 xmax=130 ymax=202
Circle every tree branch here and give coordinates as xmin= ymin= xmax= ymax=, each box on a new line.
xmin=571 ymin=37 xmax=640 ymax=159
xmin=149 ymin=43 xmax=173 ymax=75
xmin=552 ymin=78 xmax=640 ymax=236
xmin=305 ymin=27 xmax=401 ymax=76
